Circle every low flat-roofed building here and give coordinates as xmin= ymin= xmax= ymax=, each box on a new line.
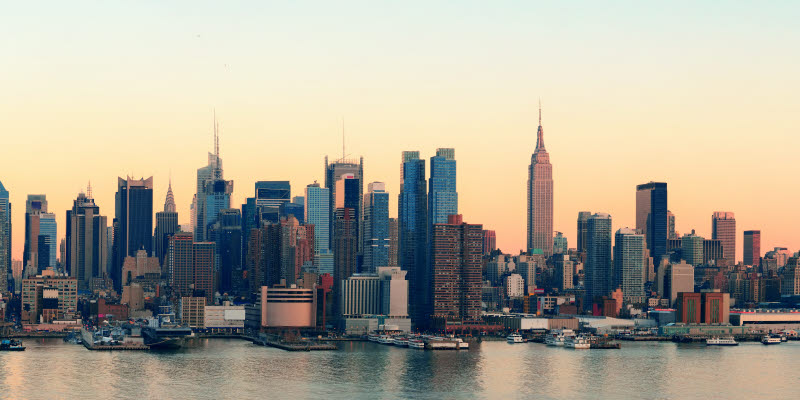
xmin=342 ymin=316 xmax=412 ymax=335
xmin=204 ymin=302 xmax=246 ymax=332
xmin=730 ymin=309 xmax=800 ymax=333
xmin=659 ymin=323 xmax=749 ymax=336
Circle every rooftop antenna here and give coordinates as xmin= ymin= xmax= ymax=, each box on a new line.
xmin=87 ymin=181 xmax=93 ymax=199
xmin=538 ymin=98 xmax=542 ymax=125
xmin=213 ymin=109 xmax=222 ymax=178
xmin=342 ymin=117 xmax=345 ymax=162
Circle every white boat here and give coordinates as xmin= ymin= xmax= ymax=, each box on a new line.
xmin=565 ymin=336 xmax=591 ymax=349
xmin=545 ymin=329 xmax=575 ymax=346
xmin=378 ymin=335 xmax=394 ymax=345
xmin=408 ymin=339 xmax=425 ymax=349
xmin=455 ymin=338 xmax=469 ymax=349
xmin=507 ymin=333 xmax=524 ymax=343
xmin=706 ymin=336 xmax=738 ymax=346
xmin=762 ymin=335 xmax=782 ymax=345
xmin=393 ymin=337 xmax=409 ymax=347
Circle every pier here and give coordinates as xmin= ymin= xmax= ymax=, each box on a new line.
xmin=250 ymin=333 xmax=337 ymax=351
xmin=80 ymin=328 xmax=149 ymax=351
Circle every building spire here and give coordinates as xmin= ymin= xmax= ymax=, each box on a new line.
xmin=87 ymin=181 xmax=93 ymax=199
xmin=342 ymin=117 xmax=346 ymax=162
xmin=535 ymin=100 xmax=545 ymax=152
xmin=213 ymin=109 xmax=222 ymax=179
xmin=165 ymin=178 xmax=176 ymax=213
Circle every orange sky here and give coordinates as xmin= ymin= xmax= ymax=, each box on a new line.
xmin=2 ymin=2 xmax=799 ymax=263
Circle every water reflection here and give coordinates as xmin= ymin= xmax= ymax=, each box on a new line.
xmin=1 ymin=339 xmax=799 ymax=399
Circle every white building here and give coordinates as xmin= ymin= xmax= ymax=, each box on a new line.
xmin=204 ymin=302 xmax=245 ymax=331
xmin=506 ymin=274 xmax=525 ymax=298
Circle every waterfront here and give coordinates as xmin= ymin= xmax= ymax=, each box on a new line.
xmin=1 ymin=339 xmax=799 ymax=399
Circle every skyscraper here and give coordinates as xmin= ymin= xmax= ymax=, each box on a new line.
xmin=585 ymin=213 xmax=612 ymax=309
xmin=167 ymin=233 xmax=214 ymax=304
xmin=23 ymin=194 xmax=47 ymax=274
xmin=202 ymin=178 xmax=233 ymax=240
xmin=743 ymin=230 xmax=761 ymax=267
xmin=636 ymin=182 xmax=668 ymax=266
xmin=333 ymin=208 xmax=358 ymax=287
xmin=278 ymin=216 xmax=314 ymax=286
xmin=681 ymin=231 xmax=704 ymax=266
xmin=255 ymin=181 xmax=290 ymax=223
xmin=113 ymin=176 xmax=154 ymax=290
xmin=195 ymin=114 xmax=224 ymax=241
xmin=0 ymin=181 xmax=9 ymax=293
xmin=67 ymin=188 xmax=107 ymax=290
xmin=428 ymin=148 xmax=457 ymax=228
xmin=388 ymin=218 xmax=399 ymax=267
xmin=613 ymin=228 xmax=645 ymax=304
xmin=325 ymin=155 xmax=364 ymax=245
xmin=553 ymin=231 xmax=568 ymax=255
xmin=711 ymin=211 xmax=736 ymax=263
xmin=430 ymin=214 xmax=482 ymax=328
xmin=576 ymin=211 xmax=591 ymax=254
xmin=38 ymin=212 xmax=57 ymax=272
xmin=667 ymin=210 xmax=677 ymax=239
xmin=362 ymin=182 xmax=389 ymax=273
xmin=305 ymin=183 xmax=333 ymax=275
xmin=482 ymin=230 xmax=497 ymax=255
xmin=154 ymin=181 xmax=179 ymax=266
xmin=209 ymin=208 xmax=243 ymax=295
xmin=527 ymin=105 xmax=554 ymax=256
xmin=398 ymin=150 xmax=428 ymax=327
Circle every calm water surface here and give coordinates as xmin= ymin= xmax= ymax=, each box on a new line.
xmin=1 ymin=338 xmax=798 ymax=399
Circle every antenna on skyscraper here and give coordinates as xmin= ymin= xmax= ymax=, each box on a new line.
xmin=87 ymin=181 xmax=93 ymax=199
xmin=538 ymin=98 xmax=542 ymax=125
xmin=214 ymin=109 xmax=219 ymax=160
xmin=342 ymin=117 xmax=346 ymax=162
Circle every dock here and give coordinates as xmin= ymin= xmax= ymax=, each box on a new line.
xmin=252 ymin=334 xmax=337 ymax=351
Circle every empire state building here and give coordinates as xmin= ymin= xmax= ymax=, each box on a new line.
xmin=527 ymin=105 xmax=554 ymax=256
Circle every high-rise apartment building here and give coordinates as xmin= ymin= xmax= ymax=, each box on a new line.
xmin=167 ymin=233 xmax=214 ymax=304
xmin=112 ymin=176 xmax=153 ymax=290
xmin=527 ymin=106 xmax=554 ymax=256
xmin=362 ymin=182 xmax=389 ymax=273
xmin=613 ymin=228 xmax=646 ymax=304
xmin=66 ymin=189 xmax=107 ymax=290
xmin=482 ymin=230 xmax=497 ymax=255
xmin=576 ymin=211 xmax=591 ymax=254
xmin=429 ymin=148 xmax=458 ymax=228
xmin=325 ymin=155 xmax=364 ymax=245
xmin=743 ymin=230 xmax=761 ymax=267
xmin=585 ymin=213 xmax=612 ymax=309
xmin=154 ymin=181 xmax=179 ymax=266
xmin=37 ymin=213 xmax=57 ymax=272
xmin=430 ymin=215 xmax=482 ymax=328
xmin=711 ymin=212 xmax=736 ymax=263
xmin=333 ymin=207 xmax=358 ymax=299
xmin=636 ymin=182 xmax=668 ymax=266
xmin=305 ymin=183 xmax=333 ymax=275
xmin=398 ymin=150 xmax=428 ymax=327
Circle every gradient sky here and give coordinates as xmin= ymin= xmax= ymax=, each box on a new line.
xmin=2 ymin=1 xmax=799 ymax=263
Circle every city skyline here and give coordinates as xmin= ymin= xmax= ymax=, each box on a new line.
xmin=3 ymin=2 xmax=799 ymax=262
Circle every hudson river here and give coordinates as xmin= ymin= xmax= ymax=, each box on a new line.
xmin=1 ymin=338 xmax=797 ymax=399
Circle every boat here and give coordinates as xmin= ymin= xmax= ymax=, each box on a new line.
xmin=378 ymin=335 xmax=394 ymax=345
xmin=142 ymin=310 xmax=193 ymax=350
xmin=706 ymin=337 xmax=738 ymax=346
xmin=0 ymin=339 xmax=26 ymax=351
xmin=545 ymin=329 xmax=575 ymax=346
xmin=507 ymin=333 xmax=524 ymax=343
xmin=455 ymin=338 xmax=469 ymax=349
xmin=761 ymin=335 xmax=782 ymax=345
xmin=565 ymin=336 xmax=591 ymax=349
xmin=393 ymin=337 xmax=409 ymax=347
xmin=408 ymin=339 xmax=425 ymax=349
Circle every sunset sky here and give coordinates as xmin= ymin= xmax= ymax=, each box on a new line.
xmin=2 ymin=2 xmax=798 ymax=263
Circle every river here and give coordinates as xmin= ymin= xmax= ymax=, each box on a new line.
xmin=0 ymin=338 xmax=797 ymax=399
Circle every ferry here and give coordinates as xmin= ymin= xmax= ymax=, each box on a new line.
xmin=565 ymin=336 xmax=591 ymax=349
xmin=408 ymin=339 xmax=425 ymax=349
xmin=393 ymin=337 xmax=409 ymax=347
xmin=706 ymin=337 xmax=738 ymax=346
xmin=761 ymin=335 xmax=782 ymax=345
xmin=378 ymin=335 xmax=395 ymax=345
xmin=455 ymin=338 xmax=470 ymax=349
xmin=0 ymin=339 xmax=25 ymax=351
xmin=507 ymin=333 xmax=524 ymax=343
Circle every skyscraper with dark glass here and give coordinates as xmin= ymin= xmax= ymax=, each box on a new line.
xmin=67 ymin=188 xmax=107 ymax=290
xmin=428 ymin=148 xmax=457 ymax=228
xmin=362 ymin=182 xmax=389 ymax=273
xmin=399 ymin=151 xmax=428 ymax=327
xmin=113 ymin=176 xmax=153 ymax=290
xmin=585 ymin=213 xmax=612 ymax=310
xmin=255 ymin=181 xmax=290 ymax=223
xmin=636 ymin=182 xmax=668 ymax=267
xmin=577 ymin=211 xmax=591 ymax=254
xmin=325 ymin=156 xmax=363 ymax=243
xmin=23 ymin=194 xmax=48 ymax=275
xmin=305 ymin=183 xmax=333 ymax=275
xmin=743 ymin=230 xmax=761 ymax=267
xmin=209 ymin=208 xmax=243 ymax=295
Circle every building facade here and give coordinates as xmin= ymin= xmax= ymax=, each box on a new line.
xmin=430 ymin=215 xmax=482 ymax=327
xmin=743 ymin=230 xmax=761 ymax=267
xmin=113 ymin=176 xmax=153 ymax=290
xmin=398 ymin=150 xmax=428 ymax=328
xmin=527 ymin=106 xmax=554 ymax=256
xmin=613 ymin=228 xmax=645 ymax=304
xmin=636 ymin=182 xmax=668 ymax=266
xmin=711 ymin=212 xmax=736 ymax=264
xmin=585 ymin=213 xmax=612 ymax=309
